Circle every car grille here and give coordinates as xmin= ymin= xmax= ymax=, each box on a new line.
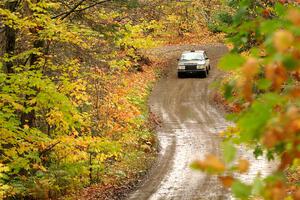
xmin=185 ymin=65 xmax=197 ymax=70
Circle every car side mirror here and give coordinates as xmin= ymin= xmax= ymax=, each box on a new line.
xmin=205 ymin=57 xmax=209 ymax=60
xmin=177 ymin=58 xmax=180 ymax=61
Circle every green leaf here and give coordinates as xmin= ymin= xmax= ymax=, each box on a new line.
xmin=238 ymin=101 xmax=271 ymax=141
xmin=254 ymin=146 xmax=263 ymax=158
xmin=282 ymin=55 xmax=298 ymax=70
xmin=222 ymin=141 xmax=236 ymax=164
xmin=190 ymin=161 xmax=202 ymax=171
xmin=266 ymin=150 xmax=275 ymax=161
xmin=224 ymin=83 xmax=234 ymax=99
xmin=250 ymin=47 xmax=260 ymax=57
xmin=260 ymin=20 xmax=282 ymax=35
xmin=239 ymin=0 xmax=251 ymax=8
xmin=261 ymin=92 xmax=286 ymax=106
xmin=265 ymin=172 xmax=285 ymax=183
xmin=252 ymin=177 xmax=264 ymax=196
xmin=218 ymin=53 xmax=246 ymax=71
xmin=226 ymin=113 xmax=239 ymax=122
xmin=232 ymin=180 xmax=252 ymax=199
xmin=257 ymin=79 xmax=272 ymax=90
xmin=274 ymin=2 xmax=287 ymax=16
xmin=238 ymin=93 xmax=285 ymax=142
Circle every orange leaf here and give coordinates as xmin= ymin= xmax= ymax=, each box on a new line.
xmin=263 ymin=129 xmax=281 ymax=148
xmin=265 ymin=181 xmax=287 ymax=200
xmin=203 ymin=154 xmax=226 ymax=172
xmin=265 ymin=64 xmax=287 ymax=91
xmin=273 ymin=30 xmax=294 ymax=52
xmin=288 ymin=8 xmax=300 ymax=26
xmin=293 ymin=188 xmax=300 ymax=200
xmin=237 ymin=159 xmax=249 ymax=173
xmin=219 ymin=176 xmax=234 ymax=188
xmin=279 ymin=152 xmax=293 ymax=170
xmin=242 ymin=57 xmax=259 ymax=78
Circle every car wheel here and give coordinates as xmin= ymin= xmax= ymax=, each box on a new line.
xmin=203 ymin=70 xmax=208 ymax=78
xmin=178 ymin=72 xmax=184 ymax=78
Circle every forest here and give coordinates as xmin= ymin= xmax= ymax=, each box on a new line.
xmin=1 ymin=0 xmax=300 ymax=200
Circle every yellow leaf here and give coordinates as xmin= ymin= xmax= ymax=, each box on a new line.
xmin=23 ymin=125 xmax=29 ymax=129
xmin=237 ymin=159 xmax=249 ymax=173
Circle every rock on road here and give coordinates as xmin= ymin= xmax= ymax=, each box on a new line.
xmin=127 ymin=44 xmax=274 ymax=200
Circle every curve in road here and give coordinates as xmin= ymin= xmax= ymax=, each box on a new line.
xmin=128 ymin=44 xmax=274 ymax=200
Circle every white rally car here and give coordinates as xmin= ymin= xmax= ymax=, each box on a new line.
xmin=177 ymin=50 xmax=210 ymax=78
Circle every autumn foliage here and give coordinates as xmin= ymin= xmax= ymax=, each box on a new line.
xmin=0 ymin=0 xmax=221 ymax=198
xmin=193 ymin=1 xmax=300 ymax=199
xmin=0 ymin=0 xmax=162 ymax=199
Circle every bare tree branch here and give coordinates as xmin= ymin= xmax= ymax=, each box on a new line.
xmin=52 ymin=0 xmax=86 ymax=19
xmin=74 ymin=0 xmax=112 ymax=12
xmin=51 ymin=0 xmax=112 ymax=20
xmin=39 ymin=141 xmax=61 ymax=157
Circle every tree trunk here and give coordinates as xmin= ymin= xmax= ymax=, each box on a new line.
xmin=20 ymin=0 xmax=45 ymax=127
xmin=20 ymin=40 xmax=45 ymax=127
xmin=3 ymin=1 xmax=18 ymax=73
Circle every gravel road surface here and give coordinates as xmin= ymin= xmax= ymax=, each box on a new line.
xmin=128 ymin=44 xmax=275 ymax=200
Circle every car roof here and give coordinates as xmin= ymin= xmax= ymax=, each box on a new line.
xmin=182 ymin=50 xmax=205 ymax=54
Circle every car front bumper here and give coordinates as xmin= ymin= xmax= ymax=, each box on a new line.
xmin=178 ymin=69 xmax=206 ymax=73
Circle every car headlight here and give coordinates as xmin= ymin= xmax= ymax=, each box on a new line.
xmin=197 ymin=65 xmax=205 ymax=69
xmin=178 ymin=65 xmax=185 ymax=69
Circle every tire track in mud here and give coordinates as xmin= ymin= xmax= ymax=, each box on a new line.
xmin=127 ymin=44 xmax=274 ymax=200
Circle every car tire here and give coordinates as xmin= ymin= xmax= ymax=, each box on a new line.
xmin=178 ymin=72 xmax=184 ymax=78
xmin=203 ymin=70 xmax=208 ymax=78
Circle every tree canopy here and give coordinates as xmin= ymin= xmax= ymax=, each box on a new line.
xmin=0 ymin=0 xmax=219 ymax=199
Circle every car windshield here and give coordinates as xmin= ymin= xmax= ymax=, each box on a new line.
xmin=181 ymin=53 xmax=204 ymax=61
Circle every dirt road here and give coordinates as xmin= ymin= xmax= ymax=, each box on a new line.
xmin=127 ymin=44 xmax=274 ymax=200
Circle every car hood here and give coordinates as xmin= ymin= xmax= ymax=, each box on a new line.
xmin=178 ymin=60 xmax=205 ymax=65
